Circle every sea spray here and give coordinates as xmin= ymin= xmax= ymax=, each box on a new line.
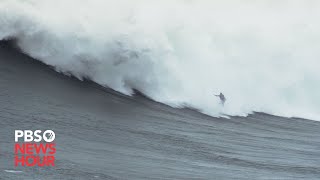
xmin=0 ymin=0 xmax=319 ymax=120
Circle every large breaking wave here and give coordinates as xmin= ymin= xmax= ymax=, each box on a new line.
xmin=1 ymin=0 xmax=320 ymax=120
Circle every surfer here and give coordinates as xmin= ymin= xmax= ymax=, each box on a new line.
xmin=215 ymin=92 xmax=226 ymax=106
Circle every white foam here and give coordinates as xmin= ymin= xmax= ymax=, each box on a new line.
xmin=0 ymin=0 xmax=319 ymax=120
xmin=4 ymin=170 xmax=23 ymax=173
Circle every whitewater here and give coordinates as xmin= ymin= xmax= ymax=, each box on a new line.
xmin=0 ymin=0 xmax=319 ymax=120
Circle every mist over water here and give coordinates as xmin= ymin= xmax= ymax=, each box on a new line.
xmin=1 ymin=0 xmax=319 ymax=120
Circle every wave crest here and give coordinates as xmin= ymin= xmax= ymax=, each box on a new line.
xmin=1 ymin=0 xmax=320 ymax=120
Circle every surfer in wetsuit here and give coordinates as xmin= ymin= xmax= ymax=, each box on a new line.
xmin=215 ymin=92 xmax=226 ymax=106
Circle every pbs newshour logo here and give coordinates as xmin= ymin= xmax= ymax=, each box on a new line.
xmin=14 ymin=130 xmax=56 ymax=167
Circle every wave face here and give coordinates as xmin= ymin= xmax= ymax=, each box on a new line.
xmin=1 ymin=0 xmax=320 ymax=120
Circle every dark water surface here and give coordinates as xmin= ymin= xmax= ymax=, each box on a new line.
xmin=0 ymin=42 xmax=319 ymax=179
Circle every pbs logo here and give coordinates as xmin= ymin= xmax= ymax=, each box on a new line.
xmin=15 ymin=130 xmax=55 ymax=142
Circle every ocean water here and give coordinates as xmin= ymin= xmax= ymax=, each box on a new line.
xmin=1 ymin=2 xmax=320 ymax=179
xmin=0 ymin=42 xmax=320 ymax=179
xmin=1 ymin=0 xmax=320 ymax=119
